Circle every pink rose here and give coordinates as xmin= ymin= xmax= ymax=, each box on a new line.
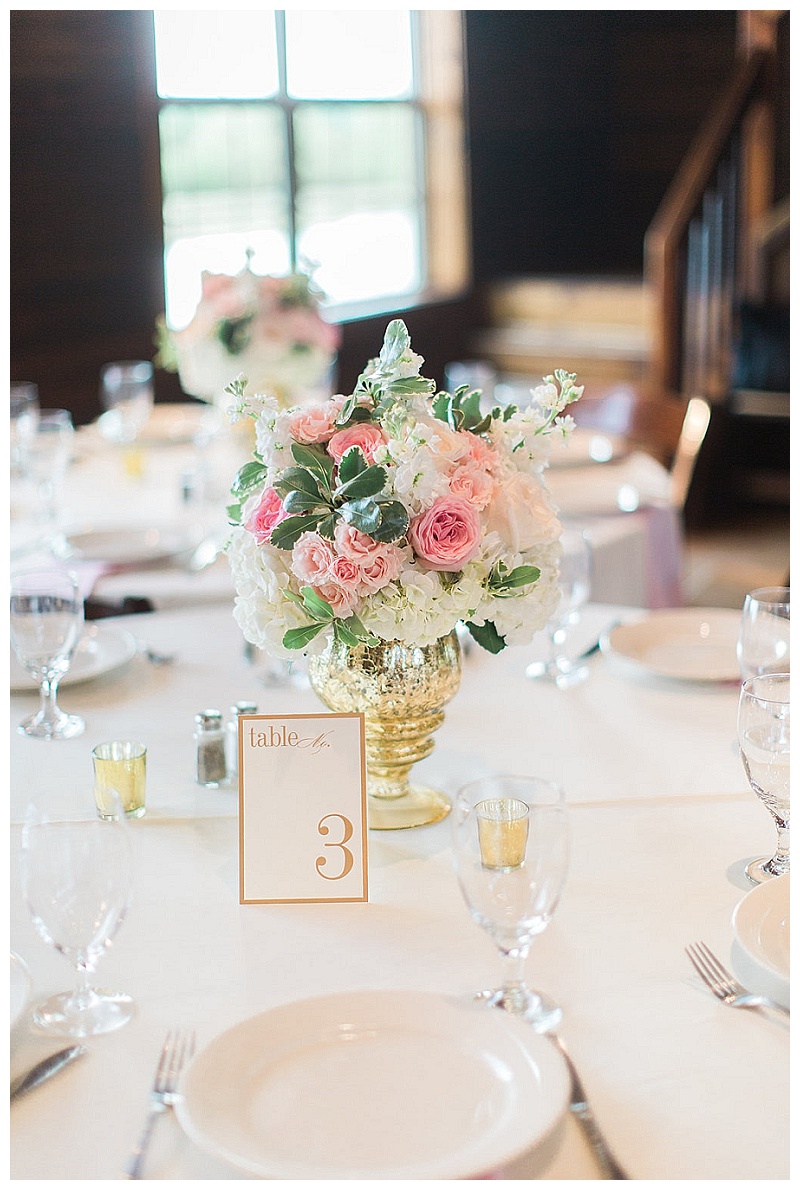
xmin=244 ymin=487 xmax=286 ymax=545
xmin=408 ymin=496 xmax=482 ymax=572
xmin=461 ymin=431 xmax=500 ymax=470
xmin=358 ymin=544 xmax=404 ymax=593
xmin=327 ymin=423 xmax=387 ymax=464
xmin=449 ymin=464 xmax=495 ymax=510
xmin=330 ymin=555 xmax=363 ymax=590
xmin=312 ymin=580 xmax=360 ymax=619
xmin=291 ymin=532 xmax=336 ymax=585
xmin=288 ymin=403 xmax=339 ymax=444
xmin=333 ymin=521 xmax=381 ymax=561
xmin=485 ymin=472 xmax=560 ymax=552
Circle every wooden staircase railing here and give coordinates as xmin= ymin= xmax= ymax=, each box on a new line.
xmin=644 ymin=49 xmax=775 ymax=402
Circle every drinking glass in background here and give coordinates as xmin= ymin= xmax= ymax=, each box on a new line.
xmin=737 ymin=673 xmax=790 ymax=885
xmin=10 ymin=381 xmax=40 ymax=472
xmin=737 ymin=586 xmax=790 ymax=679
xmin=92 ymin=741 xmax=147 ymax=819
xmin=20 ymin=792 xmax=134 ymax=1036
xmin=526 ymin=526 xmax=593 ymax=688
xmin=21 ymin=408 xmax=75 ymax=545
xmin=450 ymin=775 xmax=569 ymax=1033
xmin=10 ymin=567 xmax=85 ymax=740
xmin=98 ymin=360 xmax=154 ymax=474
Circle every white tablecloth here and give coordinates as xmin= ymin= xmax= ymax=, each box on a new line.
xmin=10 ymin=412 xmax=685 ymax=610
xmin=10 ymin=604 xmax=789 ymax=1180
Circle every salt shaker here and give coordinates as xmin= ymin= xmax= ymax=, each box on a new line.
xmin=225 ymin=701 xmax=258 ymax=783
xmin=194 ymin=710 xmax=227 ymax=787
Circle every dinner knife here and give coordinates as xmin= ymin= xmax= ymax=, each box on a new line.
xmin=551 ymin=1035 xmax=628 ymax=1180
xmin=10 ymin=1045 xmax=87 ymax=1102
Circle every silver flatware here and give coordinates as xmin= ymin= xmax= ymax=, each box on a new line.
xmin=136 ymin=641 xmax=177 ymax=666
xmin=686 ymin=941 xmax=790 ymax=1019
xmin=10 ymin=1044 xmax=87 ymax=1102
xmin=126 ymin=1029 xmax=196 ymax=1180
xmin=551 ymin=1034 xmax=628 ymax=1180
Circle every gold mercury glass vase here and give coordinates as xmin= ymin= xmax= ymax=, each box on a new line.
xmin=307 ymin=631 xmax=462 ymax=830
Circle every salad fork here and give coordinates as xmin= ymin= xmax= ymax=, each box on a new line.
xmin=685 ymin=941 xmax=790 ymax=1018
xmin=126 ymin=1029 xmax=196 ymax=1179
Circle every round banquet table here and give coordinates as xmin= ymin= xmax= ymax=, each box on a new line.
xmin=9 ymin=602 xmax=789 ymax=1180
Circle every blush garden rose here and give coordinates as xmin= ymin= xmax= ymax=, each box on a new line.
xmin=225 ymin=320 xmax=583 ymax=656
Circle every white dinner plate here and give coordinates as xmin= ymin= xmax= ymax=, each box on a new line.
xmin=63 ymin=525 xmax=199 ymax=566
xmin=600 ymin=608 xmax=741 ymax=682
xmin=548 ymin=426 xmax=628 ymax=468
xmin=176 ymin=989 xmax=569 ymax=1180
xmin=10 ymin=623 xmax=137 ymax=692
xmin=732 ymin=874 xmax=790 ymax=1007
xmin=138 ymin=402 xmax=221 ymax=446
xmin=11 ymin=953 xmax=32 ymax=1030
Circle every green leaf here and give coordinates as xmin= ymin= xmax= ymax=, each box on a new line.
xmin=369 ymin=498 xmax=409 ymax=543
xmin=283 ymin=622 xmax=327 ymax=650
xmin=283 ymin=489 xmax=327 ymax=514
xmin=386 ymin=376 xmax=435 ymax=396
xmin=335 ymin=394 xmax=358 ymax=425
xmin=274 ymin=467 xmax=323 ymax=500
xmin=339 ymin=497 xmax=382 ymax=537
xmin=231 ymin=460 xmax=268 ymax=499
xmin=335 ymin=464 xmax=387 ymax=503
xmin=291 ymin=443 xmax=334 ymax=494
xmin=333 ymin=620 xmax=361 ymax=648
xmin=226 ymin=503 xmax=243 ymax=524
xmin=432 ymin=391 xmax=452 ymax=422
xmin=464 ymin=620 xmax=507 ymax=654
xmin=487 ymin=564 xmax=541 ymax=595
xmin=300 ymin=586 xmax=335 ymax=621
xmin=378 ymin=319 xmax=411 ymax=371
xmin=317 ymin=513 xmax=337 ymax=539
xmin=337 ymin=445 xmax=368 ymax=486
xmin=269 ymin=513 xmax=324 ymax=551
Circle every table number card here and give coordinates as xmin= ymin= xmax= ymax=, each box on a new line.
xmin=238 ymin=713 xmax=368 ymax=904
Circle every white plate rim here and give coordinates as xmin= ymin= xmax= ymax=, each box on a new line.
xmin=600 ymin=607 xmax=741 ymax=682
xmin=63 ymin=524 xmax=199 ymax=565
xmin=10 ymin=623 xmax=137 ymax=692
xmin=11 ymin=953 xmax=32 ymax=1030
xmin=732 ymin=874 xmax=790 ymax=983
xmin=175 ymin=989 xmax=570 ymax=1180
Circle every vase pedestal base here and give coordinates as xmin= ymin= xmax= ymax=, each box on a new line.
xmin=368 ymin=785 xmax=450 ymax=831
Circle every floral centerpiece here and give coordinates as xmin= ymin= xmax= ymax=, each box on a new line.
xmin=225 ymin=318 xmax=582 ymax=657
xmin=225 ymin=319 xmax=582 ymax=828
xmin=157 ymin=258 xmax=341 ymax=409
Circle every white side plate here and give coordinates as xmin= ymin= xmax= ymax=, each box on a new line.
xmin=10 ymin=624 xmax=137 ymax=692
xmin=732 ymin=874 xmax=790 ymax=1007
xmin=176 ymin=989 xmax=569 ymax=1180
xmin=601 ymin=608 xmax=741 ymax=682
xmin=63 ymin=526 xmax=199 ymax=566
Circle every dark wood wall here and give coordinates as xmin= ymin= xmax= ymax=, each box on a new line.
xmin=11 ymin=9 xmax=742 ymax=423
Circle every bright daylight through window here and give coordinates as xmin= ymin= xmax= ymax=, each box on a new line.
xmin=154 ymin=9 xmax=468 ymax=330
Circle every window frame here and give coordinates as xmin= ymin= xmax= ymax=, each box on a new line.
xmin=153 ymin=9 xmax=470 ymax=325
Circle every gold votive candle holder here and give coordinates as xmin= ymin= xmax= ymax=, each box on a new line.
xmin=476 ymin=797 xmax=530 ymax=869
xmin=92 ymin=740 xmax=147 ymax=819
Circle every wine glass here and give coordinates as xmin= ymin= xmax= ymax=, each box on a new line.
xmin=737 ymin=587 xmax=790 ymax=679
xmin=10 ymin=381 xmax=40 ymax=472
xmin=526 ymin=526 xmax=593 ymax=687
xmin=20 ymin=794 xmax=134 ymax=1036
xmin=737 ymin=673 xmax=790 ymax=885
xmin=450 ymin=775 xmax=569 ymax=1033
xmin=10 ymin=568 xmax=85 ymax=739
xmin=21 ymin=408 xmax=75 ymax=547
xmin=99 ymin=360 xmax=154 ymax=444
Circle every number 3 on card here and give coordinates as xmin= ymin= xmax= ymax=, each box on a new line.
xmin=315 ymin=813 xmax=355 ymax=880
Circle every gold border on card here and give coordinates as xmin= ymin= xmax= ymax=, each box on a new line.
xmin=238 ymin=712 xmax=368 ymax=905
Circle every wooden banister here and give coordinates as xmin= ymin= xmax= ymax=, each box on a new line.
xmin=644 ymin=50 xmax=772 ymax=395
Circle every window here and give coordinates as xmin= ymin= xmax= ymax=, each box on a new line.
xmin=154 ymin=10 xmax=469 ymax=330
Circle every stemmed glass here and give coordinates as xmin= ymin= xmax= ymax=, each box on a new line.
xmin=10 ymin=568 xmax=86 ymax=739
xmin=21 ymin=408 xmax=75 ymax=548
xmin=526 ymin=526 xmax=592 ymax=687
xmin=99 ymin=361 xmax=154 ymax=476
xmin=20 ymin=794 xmax=134 ymax=1036
xmin=737 ymin=587 xmax=790 ymax=679
xmin=737 ymin=673 xmax=790 ymax=885
xmin=10 ymin=381 xmax=40 ymax=473
xmin=450 ymin=775 xmax=569 ymax=1033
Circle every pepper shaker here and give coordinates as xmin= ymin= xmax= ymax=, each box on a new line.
xmin=194 ymin=710 xmax=227 ymax=787
xmin=225 ymin=701 xmax=258 ymax=783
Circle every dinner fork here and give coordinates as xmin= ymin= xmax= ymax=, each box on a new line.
xmin=126 ymin=1029 xmax=196 ymax=1179
xmin=685 ymin=942 xmax=790 ymax=1019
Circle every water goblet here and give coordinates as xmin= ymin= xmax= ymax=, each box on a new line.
xmin=10 ymin=381 xmax=40 ymax=472
xmin=450 ymin=775 xmax=570 ymax=1033
xmin=737 ymin=673 xmax=790 ymax=884
xmin=737 ymin=586 xmax=790 ymax=680
xmin=21 ymin=408 xmax=75 ymax=547
xmin=20 ymin=793 xmax=134 ymax=1036
xmin=10 ymin=568 xmax=85 ymax=739
xmin=99 ymin=360 xmax=154 ymax=476
xmin=526 ymin=526 xmax=593 ymax=687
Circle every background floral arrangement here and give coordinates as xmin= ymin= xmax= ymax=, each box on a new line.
xmin=157 ymin=259 xmax=341 ymax=408
xmin=225 ymin=320 xmax=583 ymax=656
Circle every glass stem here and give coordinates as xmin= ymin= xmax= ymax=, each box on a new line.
xmin=38 ymin=676 xmax=61 ymax=725
xmin=70 ymin=959 xmax=96 ymax=1013
xmin=768 ymin=819 xmax=790 ymax=875
xmin=498 ymin=944 xmax=531 ymax=1013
